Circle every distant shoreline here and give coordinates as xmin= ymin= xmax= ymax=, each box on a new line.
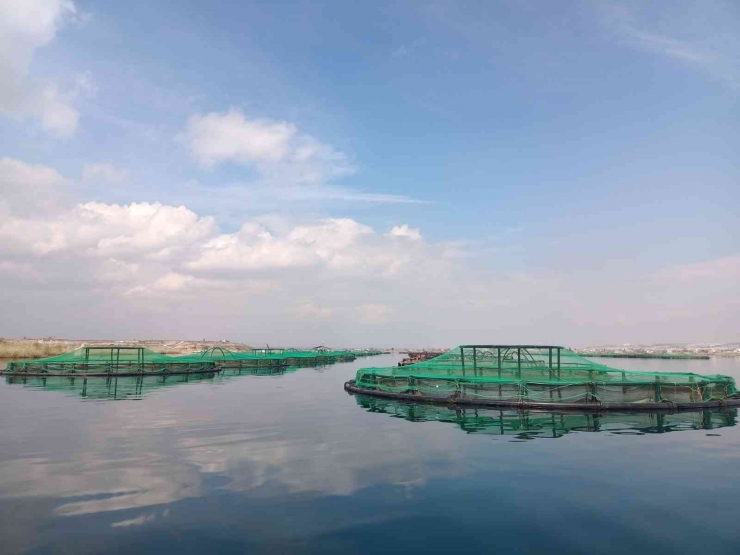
xmin=583 ymin=353 xmax=710 ymax=360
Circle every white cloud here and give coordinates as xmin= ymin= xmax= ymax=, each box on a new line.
xmin=181 ymin=107 xmax=354 ymax=183
xmin=177 ymin=108 xmax=424 ymax=207
xmin=186 ymin=222 xmax=317 ymax=273
xmin=82 ymin=163 xmax=128 ymax=184
xmin=186 ymin=218 xmax=406 ymax=276
xmin=0 ymin=0 xmax=76 ymax=103
xmin=0 ymin=157 xmax=737 ymax=346
xmin=0 ymin=200 xmax=216 ymax=257
xmin=0 ymin=156 xmax=70 ymax=216
xmin=125 ymin=273 xmax=196 ymax=296
xmin=184 ymin=110 xmax=296 ymax=167
xmin=386 ymin=224 xmax=422 ymax=241
xmin=0 ymin=0 xmax=87 ymax=135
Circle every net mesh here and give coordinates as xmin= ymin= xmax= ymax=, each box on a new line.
xmin=5 ymin=346 xmax=216 ymax=374
xmin=4 ymin=345 xmax=374 ymax=374
xmin=171 ymin=347 xmax=357 ymax=368
xmin=354 ymin=345 xmax=738 ymax=405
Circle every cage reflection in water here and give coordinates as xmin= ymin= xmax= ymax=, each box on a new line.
xmin=354 ymin=396 xmax=737 ymax=440
xmin=3 ymin=366 xmax=294 ymax=401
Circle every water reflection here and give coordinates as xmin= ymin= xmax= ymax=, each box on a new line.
xmin=2 ymin=355 xmax=740 ymax=554
xmin=354 ymin=395 xmax=737 ymax=439
xmin=2 ymin=367 xmax=307 ymax=401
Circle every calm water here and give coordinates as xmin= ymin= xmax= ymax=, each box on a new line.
xmin=2 ymin=355 xmax=740 ymax=554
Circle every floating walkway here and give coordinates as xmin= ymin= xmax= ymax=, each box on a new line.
xmin=345 ymin=345 xmax=740 ymax=412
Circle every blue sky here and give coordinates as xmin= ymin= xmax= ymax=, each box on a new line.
xmin=0 ymin=0 xmax=737 ymax=346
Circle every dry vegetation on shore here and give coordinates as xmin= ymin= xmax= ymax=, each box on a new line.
xmin=0 ymin=340 xmax=80 ymax=359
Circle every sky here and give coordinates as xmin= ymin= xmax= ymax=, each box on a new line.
xmin=0 ymin=0 xmax=737 ymax=347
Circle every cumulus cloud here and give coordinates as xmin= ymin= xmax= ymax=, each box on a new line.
xmin=0 ymin=157 xmax=737 ymax=345
xmin=386 ymin=224 xmax=422 ymax=241
xmin=0 ymin=156 xmax=70 ymax=216
xmin=0 ymin=0 xmax=89 ymax=135
xmin=0 ymin=200 xmax=216 ymax=257
xmin=0 ymin=0 xmax=76 ymax=103
xmin=184 ymin=111 xmax=295 ymax=167
xmin=186 ymin=217 xmax=410 ymax=277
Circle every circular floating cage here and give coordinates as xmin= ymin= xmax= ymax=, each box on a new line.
xmin=345 ymin=345 xmax=740 ymax=412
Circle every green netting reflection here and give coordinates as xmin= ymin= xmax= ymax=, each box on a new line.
xmin=353 ymin=345 xmax=739 ymax=406
xmin=354 ymin=396 xmax=737 ymax=439
xmin=3 ymin=366 xmax=302 ymax=401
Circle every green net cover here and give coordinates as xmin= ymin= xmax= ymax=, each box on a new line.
xmin=5 ymin=346 xmax=216 ymax=374
xmin=172 ymin=347 xmax=290 ymax=367
xmin=354 ymin=350 xmax=383 ymax=356
xmin=171 ymin=347 xmax=356 ymax=368
xmin=353 ymin=345 xmax=739 ymax=406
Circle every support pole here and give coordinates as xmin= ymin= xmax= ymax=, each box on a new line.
xmin=517 ymin=347 xmax=521 ymax=379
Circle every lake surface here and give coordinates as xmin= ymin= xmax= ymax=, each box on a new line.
xmin=1 ymin=355 xmax=740 ymax=554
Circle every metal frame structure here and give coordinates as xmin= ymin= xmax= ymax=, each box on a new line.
xmin=346 ymin=344 xmax=740 ymax=412
xmin=3 ymin=346 xmax=217 ymax=377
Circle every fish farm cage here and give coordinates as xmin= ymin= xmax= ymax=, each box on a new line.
xmin=1 ymin=344 xmax=381 ymax=378
xmin=171 ymin=347 xmax=358 ymax=369
xmin=353 ymin=349 xmax=384 ymax=357
xmin=2 ymin=346 xmax=217 ymax=377
xmin=354 ymin=396 xmax=737 ymax=438
xmin=345 ymin=345 xmax=740 ymax=412
xmin=261 ymin=347 xmax=357 ymax=365
xmin=171 ymin=347 xmax=291 ymax=369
